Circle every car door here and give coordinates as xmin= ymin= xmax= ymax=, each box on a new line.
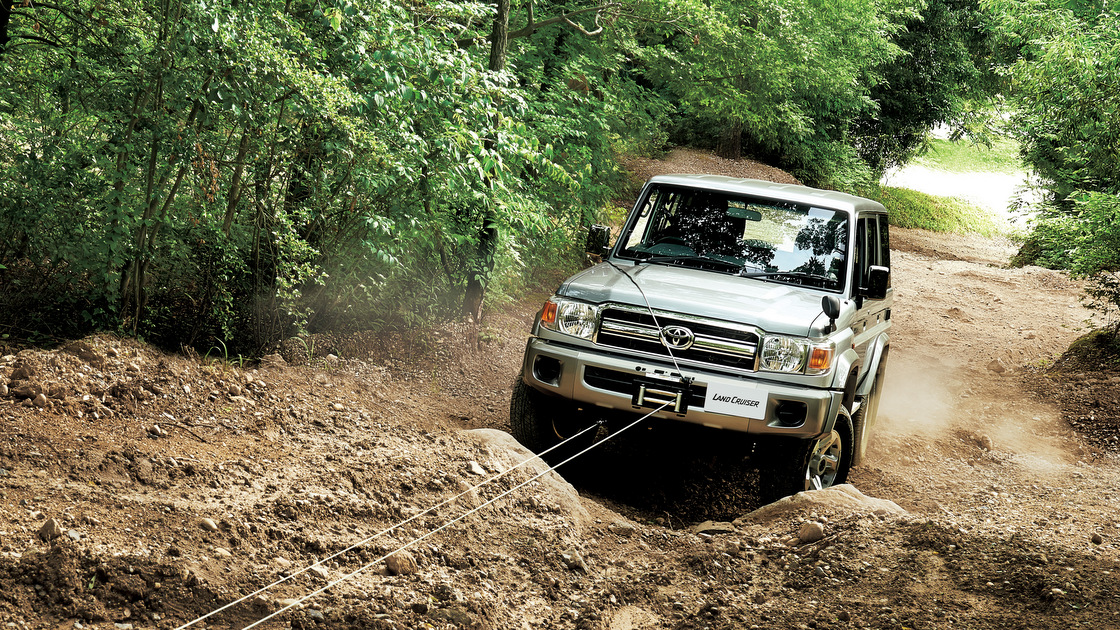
xmin=851 ymin=213 xmax=892 ymax=370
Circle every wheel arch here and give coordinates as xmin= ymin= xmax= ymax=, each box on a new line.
xmin=856 ymin=333 xmax=890 ymax=397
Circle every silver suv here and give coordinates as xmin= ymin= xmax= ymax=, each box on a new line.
xmin=510 ymin=174 xmax=892 ymax=500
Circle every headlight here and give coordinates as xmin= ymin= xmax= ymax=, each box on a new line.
xmin=539 ymin=297 xmax=598 ymax=340
xmin=760 ymin=335 xmax=834 ymax=375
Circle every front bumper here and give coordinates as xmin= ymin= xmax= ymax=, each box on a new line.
xmin=521 ymin=337 xmax=842 ymax=438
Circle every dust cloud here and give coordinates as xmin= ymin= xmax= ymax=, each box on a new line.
xmin=872 ymin=348 xmax=1076 ymax=471
xmin=876 ymin=349 xmax=960 ymax=438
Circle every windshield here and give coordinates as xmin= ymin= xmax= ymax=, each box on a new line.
xmin=617 ymin=184 xmax=850 ymax=291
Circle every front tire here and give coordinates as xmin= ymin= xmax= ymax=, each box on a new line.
xmin=757 ymin=407 xmax=854 ymax=503
xmin=509 ymin=380 xmax=593 ymax=465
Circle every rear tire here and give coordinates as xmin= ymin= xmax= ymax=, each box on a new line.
xmin=757 ymin=407 xmax=854 ymax=504
xmin=509 ymin=380 xmax=594 ymax=465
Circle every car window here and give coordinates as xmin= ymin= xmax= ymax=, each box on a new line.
xmin=617 ymin=184 xmax=850 ymax=291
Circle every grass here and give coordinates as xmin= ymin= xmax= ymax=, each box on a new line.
xmin=914 ymin=136 xmax=1023 ymax=175
xmin=859 ymin=185 xmax=1013 ymax=237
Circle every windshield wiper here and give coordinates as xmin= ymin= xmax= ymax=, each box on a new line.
xmin=634 ymin=254 xmax=743 ymax=271
xmin=738 ymin=270 xmax=831 ymax=286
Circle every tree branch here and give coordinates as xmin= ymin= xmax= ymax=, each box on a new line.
xmin=9 ymin=31 xmax=61 ymax=47
xmin=457 ymin=2 xmax=623 ymax=48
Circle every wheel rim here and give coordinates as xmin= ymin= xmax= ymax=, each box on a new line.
xmin=805 ymin=430 xmax=842 ymax=490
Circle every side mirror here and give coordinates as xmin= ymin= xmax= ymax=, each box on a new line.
xmin=586 ymin=224 xmax=611 ymax=257
xmin=821 ymin=295 xmax=841 ymax=320
xmin=861 ymin=266 xmax=890 ymax=301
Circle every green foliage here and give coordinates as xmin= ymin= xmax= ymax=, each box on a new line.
xmin=985 ymin=0 xmax=1120 ymax=320
xmin=860 ymin=185 xmax=1011 ymax=236
xmin=984 ymin=0 xmax=1120 ymax=206
xmin=0 ymin=0 xmax=1047 ymax=350
xmin=853 ymin=0 xmax=1007 ymax=174
xmin=1013 ymin=192 xmax=1120 ymax=320
xmin=637 ymin=0 xmax=913 ymax=188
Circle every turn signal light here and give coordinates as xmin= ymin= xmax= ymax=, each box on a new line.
xmin=807 ymin=346 xmax=833 ymax=372
xmin=540 ymin=300 xmax=558 ymax=326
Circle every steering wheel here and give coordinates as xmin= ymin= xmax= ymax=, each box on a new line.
xmin=653 ymin=236 xmax=689 ymax=247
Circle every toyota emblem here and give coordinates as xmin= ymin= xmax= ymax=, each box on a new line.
xmin=660 ymin=325 xmax=695 ymax=350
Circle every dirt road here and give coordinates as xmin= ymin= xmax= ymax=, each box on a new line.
xmin=1 ymin=158 xmax=1119 ymax=629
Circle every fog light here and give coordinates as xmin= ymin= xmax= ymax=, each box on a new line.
xmin=774 ymin=401 xmax=807 ymax=427
xmin=533 ymin=356 xmax=562 ymax=386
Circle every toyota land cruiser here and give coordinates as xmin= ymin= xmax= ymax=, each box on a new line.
xmin=510 ymin=174 xmax=892 ymax=500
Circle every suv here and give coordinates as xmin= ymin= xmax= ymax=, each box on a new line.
xmin=510 ymin=174 xmax=892 ymax=500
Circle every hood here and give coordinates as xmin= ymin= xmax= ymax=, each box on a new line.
xmin=560 ymin=262 xmax=832 ymax=337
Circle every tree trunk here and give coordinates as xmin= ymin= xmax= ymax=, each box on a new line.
xmin=717 ymin=119 xmax=743 ymax=159
xmin=0 ymin=0 xmax=13 ymax=53
xmin=462 ymin=0 xmax=510 ymax=321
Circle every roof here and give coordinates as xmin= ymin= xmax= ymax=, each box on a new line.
xmin=646 ymin=174 xmax=887 ymax=214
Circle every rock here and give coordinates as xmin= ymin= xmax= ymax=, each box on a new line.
xmin=692 ymin=521 xmax=737 ymax=535
xmin=432 ymin=583 xmax=458 ymax=601
xmin=127 ymin=362 xmax=141 ymax=372
xmin=986 ymin=359 xmax=1006 ymax=374
xmin=977 ymin=434 xmax=994 ymax=451
xmin=307 ymin=565 xmax=329 ymax=579
xmin=213 ymin=547 xmax=232 ymax=557
xmin=464 ymin=429 xmax=591 ymax=524
xmin=735 ymin=484 xmax=906 ymax=526
xmin=10 ymin=363 xmax=34 ymax=381
xmin=0 ymin=382 xmax=7 ymax=397
xmin=33 ymin=393 xmax=48 ymax=408
xmin=608 ymin=521 xmax=638 ymax=538
xmin=0 ymin=468 xmax=8 ymax=477
xmin=838 ymin=610 xmax=851 ymax=622
xmin=429 ymin=608 xmax=474 ymax=627
xmin=306 ymin=610 xmax=325 ymax=622
xmin=9 ymin=380 xmax=38 ymax=399
xmin=331 ymin=402 xmax=345 ymax=412
xmin=560 ymin=547 xmax=589 ymax=572
xmin=229 ymin=383 xmax=242 ymax=396
xmin=467 ymin=461 xmax=486 ymax=476
xmin=326 ymin=354 xmax=340 ymax=364
xmin=64 ymin=342 xmax=105 ymax=367
xmin=114 ymin=624 xmax=134 ymax=630
xmin=274 ymin=557 xmax=293 ymax=568
xmin=260 ymin=353 xmax=286 ymax=368
xmin=67 ymin=530 xmax=82 ymax=542
xmin=38 ymin=518 xmax=63 ymax=541
xmin=387 ymin=550 xmax=418 ymax=576
xmin=1091 ymin=532 xmax=1104 ymax=545
xmin=199 ymin=518 xmax=219 ymax=532
xmin=798 ymin=521 xmax=826 ymax=544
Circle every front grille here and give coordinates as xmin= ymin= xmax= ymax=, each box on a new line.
xmin=596 ymin=306 xmax=759 ymax=371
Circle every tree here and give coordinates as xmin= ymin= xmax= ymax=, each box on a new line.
xmin=853 ymin=0 xmax=1006 ymax=174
